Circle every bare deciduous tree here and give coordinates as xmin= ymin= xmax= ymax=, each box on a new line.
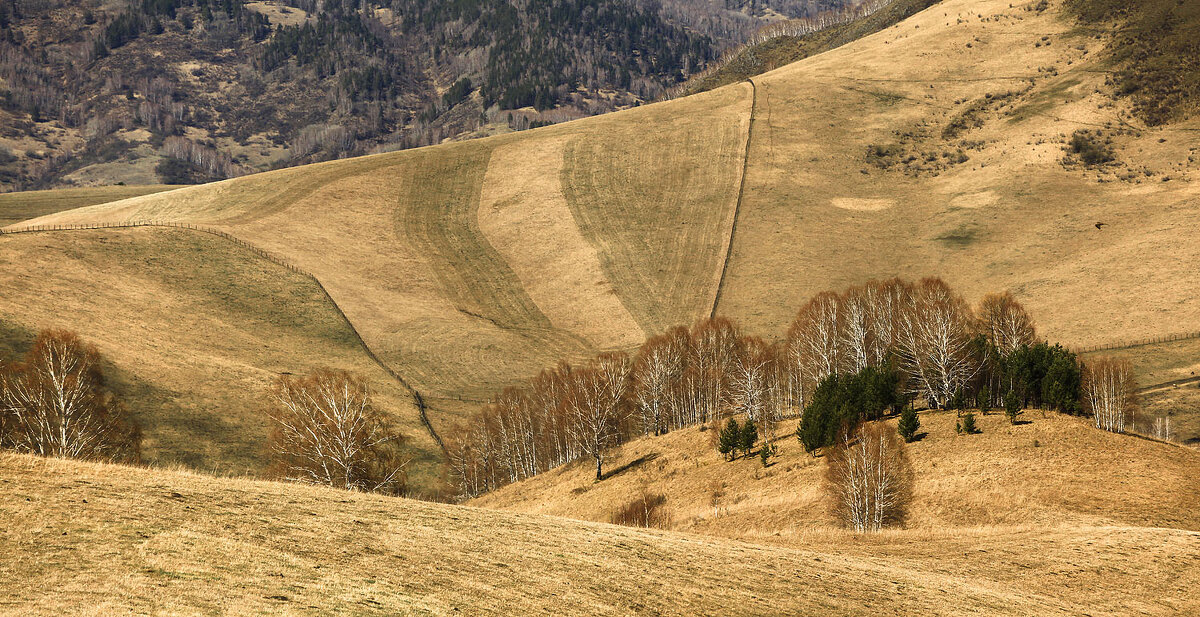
xmin=687 ymin=318 xmax=743 ymax=423
xmin=0 ymin=330 xmax=140 ymax=463
xmin=266 ymin=369 xmax=407 ymax=493
xmin=1083 ymin=357 xmax=1137 ymax=433
xmin=729 ymin=336 xmax=773 ymax=424
xmin=631 ymin=332 xmax=687 ymax=436
xmin=787 ymin=292 xmax=844 ymax=387
xmin=567 ymin=353 xmax=631 ymax=480
xmin=895 ymin=278 xmax=979 ymax=408
xmin=977 ymin=292 xmax=1037 ymax=355
xmin=824 ymin=423 xmax=912 ymax=532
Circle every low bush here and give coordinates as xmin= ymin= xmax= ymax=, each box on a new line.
xmin=611 ymin=491 xmax=672 ymax=529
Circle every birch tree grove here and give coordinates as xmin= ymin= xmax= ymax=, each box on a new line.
xmin=266 ymin=369 xmax=407 ymax=494
xmin=1083 ymin=357 xmax=1137 ymax=433
xmin=449 ymin=278 xmax=1097 ymax=498
xmin=977 ymin=292 xmax=1037 ymax=355
xmin=569 ymin=353 xmax=631 ymax=481
xmin=895 ymin=278 xmax=980 ymax=409
xmin=0 ymin=330 xmax=140 ymax=463
xmin=825 ymin=423 xmax=913 ymax=532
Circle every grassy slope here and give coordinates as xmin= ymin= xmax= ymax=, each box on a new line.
xmin=719 ymin=0 xmax=1200 ymax=347
xmin=11 ymin=84 xmax=752 ymax=415
xmin=0 ymin=229 xmax=440 ymax=484
xmin=2 ymin=449 xmax=1197 ymax=616
xmin=475 ymin=412 xmax=1200 ymax=534
xmin=8 ymin=0 xmax=1200 ymax=448
xmin=0 ymin=185 xmax=176 ymax=226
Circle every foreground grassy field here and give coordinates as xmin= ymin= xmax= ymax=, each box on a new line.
xmin=0 ymin=229 xmax=441 ymax=484
xmin=2 ymin=448 xmax=1197 ymax=616
xmin=0 ymin=185 xmax=176 ymax=226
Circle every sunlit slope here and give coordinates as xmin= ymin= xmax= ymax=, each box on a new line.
xmin=475 ymin=412 xmax=1200 ymax=535
xmin=0 ymin=229 xmax=439 ymax=481
xmin=14 ymin=0 xmax=1200 ymax=432
xmin=720 ymin=0 xmax=1200 ymax=345
xmin=0 ymin=185 xmax=176 ymax=226
xmin=4 ymin=451 xmax=1198 ymax=616
xmin=17 ymin=86 xmax=752 ymax=412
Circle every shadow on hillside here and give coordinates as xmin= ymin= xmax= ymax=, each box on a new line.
xmin=602 ymin=453 xmax=660 ymax=481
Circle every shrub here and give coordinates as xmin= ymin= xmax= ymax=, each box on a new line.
xmin=1004 ymin=390 xmax=1022 ymax=424
xmin=718 ymin=418 xmax=740 ymax=461
xmin=897 ymin=407 xmax=920 ymax=443
xmin=1067 ymin=130 xmax=1115 ymax=166
xmin=611 ymin=491 xmax=671 ymax=529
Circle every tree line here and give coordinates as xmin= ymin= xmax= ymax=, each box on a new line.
xmin=447 ymin=277 xmax=1139 ymax=498
xmin=1 ymin=327 xmax=409 ymax=494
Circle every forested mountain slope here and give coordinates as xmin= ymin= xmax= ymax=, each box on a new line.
xmin=0 ymin=0 xmax=870 ymax=190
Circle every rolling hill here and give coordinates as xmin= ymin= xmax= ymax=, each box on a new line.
xmin=3 ymin=0 xmax=1200 ymax=481
xmin=0 ymin=228 xmax=442 ymax=485
xmin=473 ymin=412 xmax=1200 ymax=535
xmin=3 ymin=443 xmax=1197 ymax=615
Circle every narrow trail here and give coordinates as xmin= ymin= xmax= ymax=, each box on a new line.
xmin=0 ymin=221 xmax=448 ymax=456
xmin=710 ymin=78 xmax=756 ymax=319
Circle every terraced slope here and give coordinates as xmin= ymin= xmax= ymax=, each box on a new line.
xmin=12 ymin=85 xmax=753 ymax=417
xmin=3 ymin=450 xmax=1197 ymax=615
xmin=0 ymin=228 xmax=440 ymax=483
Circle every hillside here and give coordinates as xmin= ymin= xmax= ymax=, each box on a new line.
xmin=12 ymin=0 xmax=1200 ymax=446
xmin=474 ymin=412 xmax=1200 ymax=535
xmin=3 ymin=449 xmax=1198 ymax=615
xmin=0 ymin=0 xmax=871 ymax=190
xmin=678 ymin=0 xmax=943 ymax=97
xmin=0 ymin=228 xmax=442 ymax=485
xmin=0 ymin=185 xmax=175 ymax=225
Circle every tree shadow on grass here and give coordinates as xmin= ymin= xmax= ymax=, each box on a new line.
xmin=601 ymin=453 xmax=660 ymax=481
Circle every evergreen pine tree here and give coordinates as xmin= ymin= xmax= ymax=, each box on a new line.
xmin=961 ymin=411 xmax=980 ymax=434
xmin=718 ymin=418 xmax=740 ymax=461
xmin=1004 ymin=390 xmax=1022 ymax=425
xmin=897 ymin=406 xmax=920 ymax=443
xmin=740 ymin=418 xmax=758 ymax=458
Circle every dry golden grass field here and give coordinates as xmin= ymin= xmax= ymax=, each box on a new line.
xmin=2 ymin=434 xmax=1197 ymax=616
xmin=0 ymin=0 xmax=1198 ymax=612
xmin=9 ymin=0 xmax=1198 ymax=462
xmin=0 ymin=229 xmax=441 ymax=484
xmin=0 ymin=185 xmax=175 ymax=226
xmin=474 ymin=412 xmax=1200 ymax=534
